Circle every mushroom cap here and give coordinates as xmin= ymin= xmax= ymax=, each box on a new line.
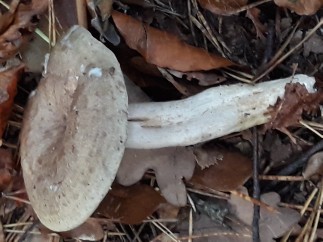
xmin=20 ymin=26 xmax=128 ymax=231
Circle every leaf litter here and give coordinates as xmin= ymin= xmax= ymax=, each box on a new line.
xmin=2 ymin=0 xmax=323 ymax=241
xmin=0 ymin=0 xmax=48 ymax=62
xmin=111 ymin=10 xmax=234 ymax=72
xmin=117 ymin=147 xmax=196 ymax=206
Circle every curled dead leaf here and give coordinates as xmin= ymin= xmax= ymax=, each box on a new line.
xmin=0 ymin=0 xmax=48 ymax=62
xmin=264 ymin=82 xmax=323 ymax=134
xmin=274 ymin=0 xmax=323 ymax=15
xmin=116 ymin=147 xmax=196 ymax=206
xmin=112 ymin=11 xmax=233 ymax=72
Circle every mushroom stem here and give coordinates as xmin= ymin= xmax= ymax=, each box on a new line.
xmin=126 ymin=74 xmax=315 ymax=149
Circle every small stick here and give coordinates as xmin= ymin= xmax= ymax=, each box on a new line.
xmin=17 ymin=220 xmax=40 ymax=242
xmin=186 ymin=187 xmax=230 ymax=200
xmin=258 ymin=175 xmax=304 ymax=181
xmin=188 ymin=209 xmax=193 ymax=242
xmin=147 ymin=216 xmax=178 ymax=242
xmin=253 ymin=18 xmax=323 ymax=83
xmin=230 ymin=190 xmax=278 ymax=213
xmin=277 ymin=139 xmax=323 ymax=176
xmin=300 ymin=120 xmax=323 ymax=139
xmin=187 ymin=0 xmax=198 ymax=46
xmin=178 ymin=231 xmax=251 ymax=240
xmin=309 ymin=181 xmax=323 ymax=241
xmin=222 ymin=70 xmax=253 ymax=84
xmin=218 ymin=0 xmax=272 ymax=15
xmin=252 ymin=127 xmax=260 ymax=242
xmin=76 ymin=0 xmax=87 ymax=28
xmin=1 ymin=194 xmax=30 ymax=205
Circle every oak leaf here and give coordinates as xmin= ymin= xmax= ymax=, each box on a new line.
xmin=116 ymin=147 xmax=196 ymax=206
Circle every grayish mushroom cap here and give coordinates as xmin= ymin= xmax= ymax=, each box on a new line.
xmin=20 ymin=26 xmax=128 ymax=231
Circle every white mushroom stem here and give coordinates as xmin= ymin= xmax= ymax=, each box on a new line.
xmin=126 ymin=74 xmax=316 ymax=149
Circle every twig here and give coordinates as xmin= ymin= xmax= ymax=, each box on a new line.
xmin=222 ymin=70 xmax=253 ymax=84
xmin=148 ymin=216 xmax=179 ymax=242
xmin=76 ymin=0 xmax=87 ymax=28
xmin=217 ymin=0 xmax=272 ymax=15
xmin=188 ymin=209 xmax=193 ymax=242
xmin=258 ymin=175 xmax=304 ymax=181
xmin=309 ymin=181 xmax=323 ymax=241
xmin=253 ymin=18 xmax=323 ymax=83
xmin=252 ymin=127 xmax=260 ymax=242
xmin=230 ymin=190 xmax=278 ymax=213
xmin=257 ymin=17 xmax=302 ymax=77
xmin=186 ymin=187 xmax=230 ymax=200
xmin=2 ymin=194 xmax=30 ymax=205
xmin=187 ymin=0 xmax=197 ymax=46
xmin=48 ymin=0 xmax=56 ymax=47
xmin=265 ymin=139 xmax=323 ymax=192
xmin=178 ymin=231 xmax=252 ymax=240
xmin=300 ymin=120 xmax=323 ymax=139
xmin=17 ymin=220 xmax=40 ymax=242
xmin=277 ymin=139 xmax=323 ymax=176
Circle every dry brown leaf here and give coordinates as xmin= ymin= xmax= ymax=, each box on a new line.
xmin=274 ymin=0 xmax=323 ymax=15
xmin=60 ymin=218 xmax=104 ymax=241
xmin=198 ymin=0 xmax=248 ymax=16
xmin=0 ymin=64 xmax=24 ymax=137
xmin=0 ymin=0 xmax=18 ymax=35
xmin=112 ymin=11 xmax=233 ymax=72
xmin=156 ymin=203 xmax=180 ymax=220
xmin=264 ymin=82 xmax=323 ymax=134
xmin=229 ymin=188 xmax=300 ymax=241
xmin=0 ymin=149 xmax=14 ymax=191
xmin=116 ymin=147 xmax=196 ymax=206
xmin=190 ymin=146 xmax=252 ymax=191
xmin=0 ymin=0 xmax=48 ymax=62
xmin=97 ymin=184 xmax=165 ymax=224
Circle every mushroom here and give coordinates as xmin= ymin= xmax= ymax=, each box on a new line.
xmin=20 ymin=26 xmax=316 ymax=232
xmin=20 ymin=26 xmax=128 ymax=232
